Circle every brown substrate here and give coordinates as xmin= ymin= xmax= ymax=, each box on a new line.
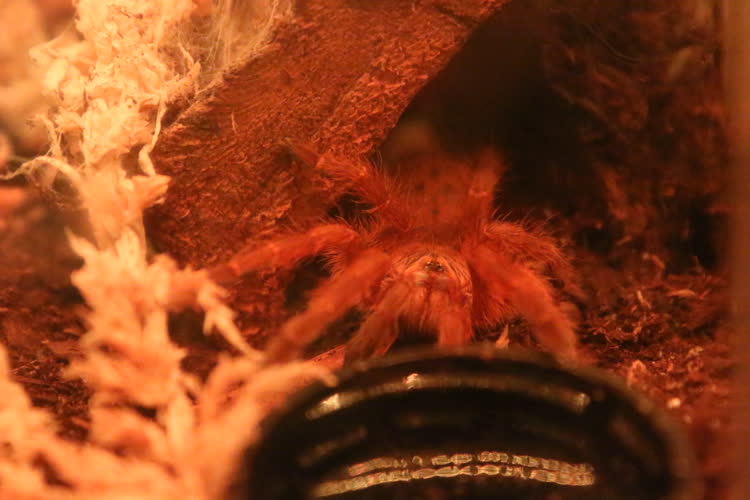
xmin=573 ymin=249 xmax=731 ymax=499
xmin=0 ymin=186 xmax=88 ymax=441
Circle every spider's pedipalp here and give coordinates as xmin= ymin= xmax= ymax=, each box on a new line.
xmin=265 ymin=248 xmax=391 ymax=363
xmin=468 ymin=244 xmax=579 ymax=360
xmin=210 ymin=223 xmax=360 ymax=283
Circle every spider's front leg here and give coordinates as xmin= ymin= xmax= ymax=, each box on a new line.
xmin=434 ymin=296 xmax=474 ymax=347
xmin=265 ymin=249 xmax=391 ymax=363
xmin=470 ymin=245 xmax=579 ymax=360
xmin=209 ymin=223 xmax=360 ymax=283
xmin=346 ymin=275 xmax=473 ymax=362
xmin=344 ymin=280 xmax=412 ymax=362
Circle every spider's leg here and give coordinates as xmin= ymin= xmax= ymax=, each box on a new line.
xmin=284 ymin=140 xmax=320 ymax=168
xmin=470 ymin=245 xmax=579 ymax=360
xmin=319 ymin=154 xmax=413 ymax=230
xmin=286 ymin=142 xmax=411 ymax=230
xmin=434 ymin=297 xmax=473 ymax=347
xmin=346 ymin=282 xmax=473 ymax=362
xmin=264 ymin=249 xmax=391 ymax=363
xmin=485 ymin=221 xmax=564 ymax=264
xmin=484 ymin=221 xmax=584 ymax=301
xmin=344 ymin=281 xmax=411 ymax=362
xmin=461 ymin=149 xmax=503 ymax=230
xmin=210 ymin=223 xmax=360 ymax=283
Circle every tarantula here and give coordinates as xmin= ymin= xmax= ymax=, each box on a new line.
xmin=211 ymin=146 xmax=580 ymax=363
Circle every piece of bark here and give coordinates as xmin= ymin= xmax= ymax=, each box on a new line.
xmin=145 ymin=0 xmax=509 ymax=268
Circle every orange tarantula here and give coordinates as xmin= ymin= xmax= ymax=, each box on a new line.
xmin=212 ymin=146 xmax=580 ymax=363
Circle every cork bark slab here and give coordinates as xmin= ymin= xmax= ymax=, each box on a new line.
xmin=145 ymin=0 xmax=509 ymax=268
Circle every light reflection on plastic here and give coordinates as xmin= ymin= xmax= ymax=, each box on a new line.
xmin=403 ymin=372 xmax=421 ymax=389
xmin=313 ymin=393 xmax=342 ymax=415
xmin=312 ymin=450 xmax=595 ymax=497
xmin=305 ymin=373 xmax=591 ymax=420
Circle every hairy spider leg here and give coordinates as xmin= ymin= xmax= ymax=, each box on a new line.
xmin=287 ymin=142 xmax=411 ymax=227
xmin=435 ymin=294 xmax=474 ymax=347
xmin=264 ymin=249 xmax=391 ymax=363
xmin=346 ymin=263 xmax=473 ymax=362
xmin=485 ymin=221 xmax=584 ymax=301
xmin=470 ymin=245 xmax=579 ymax=360
xmin=485 ymin=222 xmax=565 ymax=265
xmin=308 ymin=150 xmax=413 ymax=231
xmin=345 ymin=280 xmax=413 ymax=362
xmin=459 ymin=149 xmax=503 ymax=232
xmin=209 ymin=223 xmax=360 ymax=282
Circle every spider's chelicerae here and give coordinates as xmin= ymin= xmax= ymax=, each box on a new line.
xmin=212 ymin=146 xmax=581 ymax=363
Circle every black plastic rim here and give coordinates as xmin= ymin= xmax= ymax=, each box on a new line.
xmin=240 ymin=346 xmax=700 ymax=500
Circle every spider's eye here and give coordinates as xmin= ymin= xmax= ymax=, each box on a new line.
xmin=423 ymin=261 xmax=445 ymax=273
